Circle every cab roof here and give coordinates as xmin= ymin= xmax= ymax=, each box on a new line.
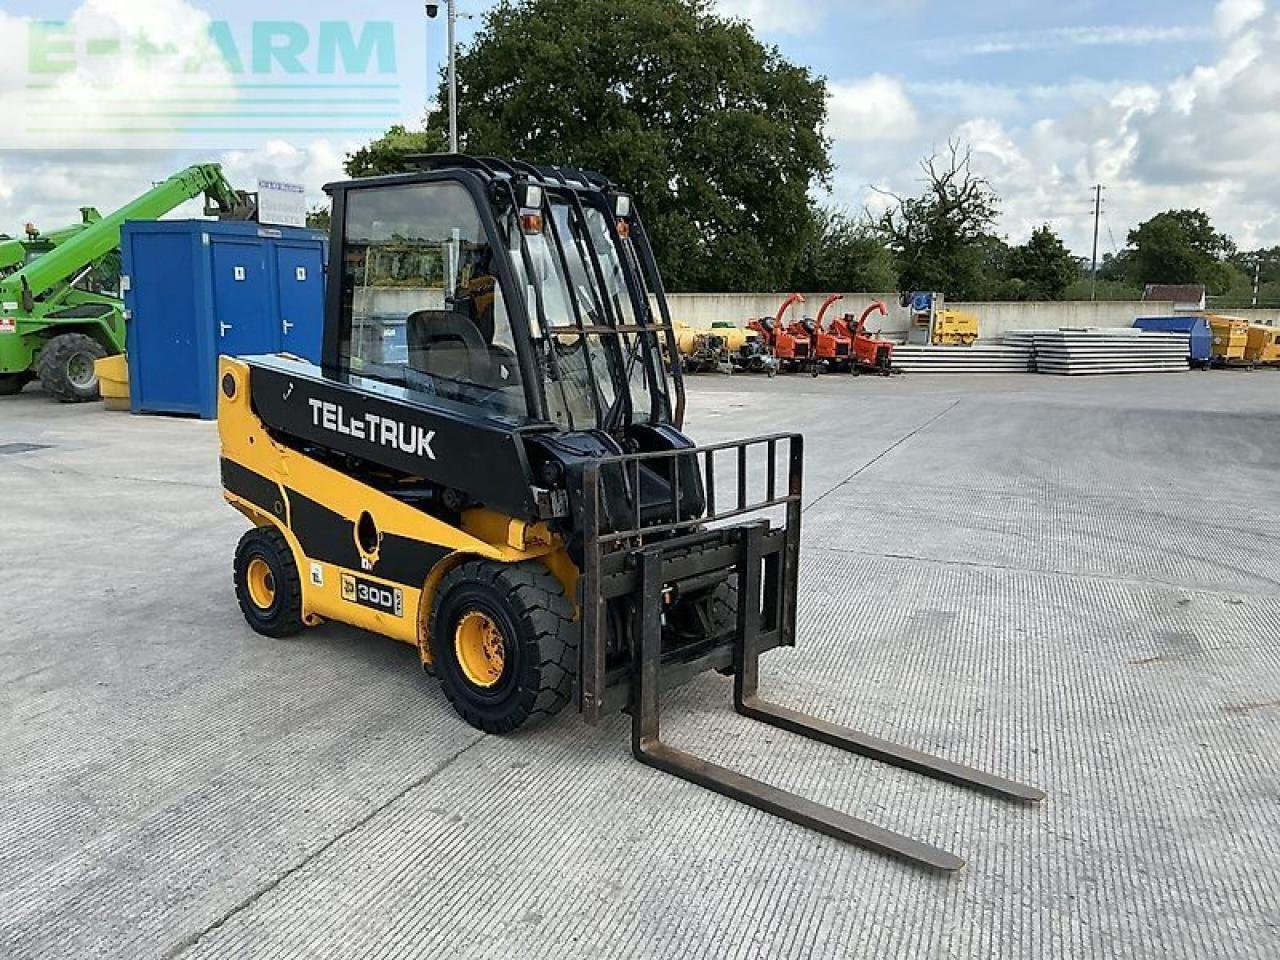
xmin=323 ymin=153 xmax=616 ymax=197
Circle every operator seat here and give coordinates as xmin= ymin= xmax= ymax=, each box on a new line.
xmin=406 ymin=309 xmax=489 ymax=384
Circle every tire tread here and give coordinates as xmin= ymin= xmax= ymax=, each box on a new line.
xmin=432 ymin=558 xmax=576 ymax=733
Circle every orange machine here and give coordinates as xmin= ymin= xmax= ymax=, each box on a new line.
xmin=825 ymin=297 xmax=896 ymax=375
xmin=747 ymin=293 xmax=813 ymax=373
xmin=811 ymin=295 xmax=853 ymax=372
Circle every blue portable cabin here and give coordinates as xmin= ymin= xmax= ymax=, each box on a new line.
xmin=121 ymin=220 xmax=326 ymax=418
xmin=1132 ymin=315 xmax=1212 ymax=367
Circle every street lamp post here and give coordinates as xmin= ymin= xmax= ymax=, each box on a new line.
xmin=426 ymin=1 xmax=459 ymax=153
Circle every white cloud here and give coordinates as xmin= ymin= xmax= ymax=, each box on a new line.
xmin=7 ymin=0 xmax=236 ymax=150
xmin=828 ymin=75 xmax=919 ymax=142
xmin=218 ymin=139 xmax=352 ymax=214
xmin=908 ymin=79 xmax=1126 ymax=122
xmin=0 ymin=139 xmax=357 ymax=236
xmin=0 ymin=0 xmax=417 ymax=230
xmin=947 ymin=24 xmax=1209 ymax=57
xmin=714 ymin=0 xmax=835 ymax=34
xmin=827 ymin=0 xmax=1280 ymax=254
xmin=1215 ymin=0 xmax=1266 ymax=36
xmin=715 ymin=0 xmax=920 ymax=34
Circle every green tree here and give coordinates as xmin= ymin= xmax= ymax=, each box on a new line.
xmin=1224 ymin=246 xmax=1280 ymax=306
xmin=345 ymin=124 xmax=447 ymax=178
xmin=392 ymin=0 xmax=829 ymax=291
xmin=789 ymin=208 xmax=896 ymax=292
xmin=1003 ymin=225 xmax=1078 ymax=300
xmin=1127 ymin=209 xmax=1236 ymax=294
xmin=305 ymin=205 xmax=331 ymax=231
xmin=874 ymin=141 xmax=1003 ymax=300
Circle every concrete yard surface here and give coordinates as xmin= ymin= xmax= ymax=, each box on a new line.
xmin=2 ymin=371 xmax=1279 ymax=958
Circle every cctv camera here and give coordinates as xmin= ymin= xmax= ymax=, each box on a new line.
xmin=425 ymin=2 xmax=439 ymax=16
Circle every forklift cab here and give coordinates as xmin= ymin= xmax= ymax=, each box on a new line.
xmin=325 ymin=157 xmax=682 ymax=438
xmin=321 ymin=156 xmax=706 ymax=536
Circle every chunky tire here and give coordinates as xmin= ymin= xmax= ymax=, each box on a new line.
xmin=0 ymin=372 xmax=31 ymax=396
xmin=431 ymin=559 xmax=576 ymax=734
xmin=37 ymin=333 xmax=108 ymax=403
xmin=668 ymin=576 xmax=737 ymax=645
xmin=233 ymin=526 xmax=306 ymax=638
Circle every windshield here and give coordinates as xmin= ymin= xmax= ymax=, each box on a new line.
xmin=507 ymin=193 xmax=668 ymax=431
xmin=338 ymin=182 xmax=528 ymax=419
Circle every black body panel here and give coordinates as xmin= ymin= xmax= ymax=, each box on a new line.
xmin=525 ymin=423 xmax=706 ymax=554
xmin=221 ymin=457 xmax=285 ymax=519
xmin=288 ymin=489 xmax=450 ymax=588
xmin=244 ymin=354 xmax=547 ymax=522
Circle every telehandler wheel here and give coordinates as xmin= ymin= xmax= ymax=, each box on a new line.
xmin=233 ymin=526 xmax=306 ymax=638
xmin=37 ymin=333 xmax=107 ymax=403
xmin=432 ymin=559 xmax=576 ymax=734
xmin=0 ymin=372 xmax=31 ymax=396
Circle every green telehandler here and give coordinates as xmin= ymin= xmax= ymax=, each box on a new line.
xmin=0 ymin=164 xmax=253 ymax=401
xmin=0 ymin=208 xmax=103 ymax=275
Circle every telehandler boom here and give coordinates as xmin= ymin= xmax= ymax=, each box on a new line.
xmin=0 ymin=164 xmax=252 ymax=400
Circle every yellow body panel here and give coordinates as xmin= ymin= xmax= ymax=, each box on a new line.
xmin=1207 ymin=315 xmax=1249 ymax=360
xmin=673 ymin=321 xmax=751 ymax=355
xmin=1245 ymin=324 xmax=1280 ymax=365
xmin=932 ymin=310 xmax=979 ymax=346
xmin=217 ymin=357 xmax=576 ymax=666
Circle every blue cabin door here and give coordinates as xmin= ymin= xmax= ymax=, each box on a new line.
xmin=275 ymin=243 xmax=325 ymax=362
xmin=211 ymin=239 xmax=269 ymax=359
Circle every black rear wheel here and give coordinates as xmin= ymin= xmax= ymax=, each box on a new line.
xmin=233 ymin=526 xmax=306 ymax=638
xmin=432 ymin=559 xmax=576 ymax=734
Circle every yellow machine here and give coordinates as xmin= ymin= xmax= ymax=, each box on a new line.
xmin=672 ymin=320 xmax=771 ymax=373
xmin=905 ymin=292 xmax=979 ymax=346
xmin=671 ymin=321 xmax=732 ymax=373
xmin=707 ymin=320 xmax=750 ymax=352
xmin=932 ymin=309 xmax=980 ymax=346
xmin=1245 ymin=324 xmax=1280 ymax=365
xmin=1207 ymin=314 xmax=1249 ymax=364
xmin=217 ymin=155 xmax=1042 ymax=872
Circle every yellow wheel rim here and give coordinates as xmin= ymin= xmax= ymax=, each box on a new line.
xmin=454 ymin=610 xmax=506 ymax=689
xmin=246 ymin=557 xmax=277 ymax=610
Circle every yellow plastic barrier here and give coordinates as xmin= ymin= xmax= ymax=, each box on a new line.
xmin=95 ymin=353 xmax=129 ymax=411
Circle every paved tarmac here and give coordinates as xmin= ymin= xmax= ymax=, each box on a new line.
xmin=1 ymin=370 xmax=1278 ymax=959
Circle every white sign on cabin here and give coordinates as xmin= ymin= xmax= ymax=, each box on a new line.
xmin=257 ymin=180 xmax=307 ymax=229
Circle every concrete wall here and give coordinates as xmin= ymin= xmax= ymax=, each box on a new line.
xmin=360 ymin=287 xmax=1280 ymax=341
xmin=361 ymin=287 xmax=444 ymax=317
xmin=663 ymin=293 xmax=1280 ymax=340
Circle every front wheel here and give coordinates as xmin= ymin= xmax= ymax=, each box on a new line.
xmin=431 ymin=559 xmax=576 ymax=734
xmin=37 ymin=333 xmax=108 ymax=403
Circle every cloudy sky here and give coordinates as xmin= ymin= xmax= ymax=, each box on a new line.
xmin=0 ymin=0 xmax=1275 ymax=258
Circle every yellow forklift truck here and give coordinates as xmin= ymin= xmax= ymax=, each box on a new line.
xmin=218 ymin=155 xmax=1042 ymax=872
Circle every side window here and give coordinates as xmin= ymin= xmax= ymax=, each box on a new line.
xmin=339 ymin=182 xmax=526 ymax=417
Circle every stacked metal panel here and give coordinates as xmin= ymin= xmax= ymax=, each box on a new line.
xmin=892 ymin=343 xmax=1035 ymax=374
xmin=1031 ymin=328 xmax=1190 ymax=376
xmin=1001 ymin=330 xmax=1050 ymax=351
